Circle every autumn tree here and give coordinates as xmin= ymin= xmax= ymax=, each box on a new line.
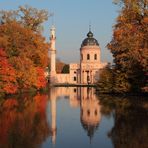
xmin=0 ymin=21 xmax=49 ymax=90
xmin=107 ymin=0 xmax=148 ymax=93
xmin=0 ymin=48 xmax=17 ymax=97
xmin=36 ymin=67 xmax=47 ymax=89
xmin=0 ymin=5 xmax=50 ymax=32
xmin=0 ymin=6 xmax=50 ymax=93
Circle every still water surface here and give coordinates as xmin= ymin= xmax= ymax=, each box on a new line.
xmin=0 ymin=87 xmax=148 ymax=148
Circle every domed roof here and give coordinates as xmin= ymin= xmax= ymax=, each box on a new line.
xmin=81 ymin=31 xmax=99 ymax=47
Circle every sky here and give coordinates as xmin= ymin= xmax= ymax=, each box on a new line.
xmin=0 ymin=0 xmax=119 ymax=64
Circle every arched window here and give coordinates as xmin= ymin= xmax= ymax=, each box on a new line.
xmin=94 ymin=54 xmax=97 ymax=60
xmin=87 ymin=110 xmax=90 ymax=116
xmin=74 ymin=76 xmax=77 ymax=81
xmin=95 ymin=109 xmax=97 ymax=116
xmin=74 ymin=88 xmax=77 ymax=92
xmin=87 ymin=54 xmax=90 ymax=60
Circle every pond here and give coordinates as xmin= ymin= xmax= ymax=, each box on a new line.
xmin=0 ymin=87 xmax=148 ymax=148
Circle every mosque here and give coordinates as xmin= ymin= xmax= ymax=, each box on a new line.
xmin=49 ymin=25 xmax=107 ymax=84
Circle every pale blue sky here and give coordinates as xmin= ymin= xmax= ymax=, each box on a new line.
xmin=0 ymin=0 xmax=118 ymax=63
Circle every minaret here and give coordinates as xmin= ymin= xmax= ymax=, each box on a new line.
xmin=50 ymin=25 xmax=56 ymax=76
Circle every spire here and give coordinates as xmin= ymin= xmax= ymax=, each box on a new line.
xmin=89 ymin=21 xmax=91 ymax=32
xmin=87 ymin=21 xmax=93 ymax=38
xmin=50 ymin=12 xmax=56 ymax=40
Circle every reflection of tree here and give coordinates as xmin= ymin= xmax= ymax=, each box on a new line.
xmin=99 ymin=95 xmax=131 ymax=116
xmin=98 ymin=95 xmax=148 ymax=148
xmin=0 ymin=94 xmax=51 ymax=148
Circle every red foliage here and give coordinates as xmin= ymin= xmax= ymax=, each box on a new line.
xmin=0 ymin=94 xmax=49 ymax=147
xmin=36 ymin=67 xmax=46 ymax=89
xmin=0 ymin=48 xmax=18 ymax=94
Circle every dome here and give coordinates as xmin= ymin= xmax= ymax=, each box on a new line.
xmin=81 ymin=31 xmax=99 ymax=47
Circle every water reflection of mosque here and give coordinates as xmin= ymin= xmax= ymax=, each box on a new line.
xmin=80 ymin=87 xmax=101 ymax=141
xmin=49 ymin=87 xmax=101 ymax=144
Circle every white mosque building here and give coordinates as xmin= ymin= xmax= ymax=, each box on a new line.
xmin=49 ymin=25 xmax=107 ymax=85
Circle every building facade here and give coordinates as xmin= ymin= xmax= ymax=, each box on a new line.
xmin=49 ymin=26 xmax=107 ymax=84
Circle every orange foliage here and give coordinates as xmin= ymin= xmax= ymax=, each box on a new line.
xmin=108 ymin=0 xmax=148 ymax=93
xmin=36 ymin=67 xmax=47 ymax=89
xmin=0 ymin=48 xmax=18 ymax=94
xmin=142 ymin=17 xmax=148 ymax=24
xmin=0 ymin=21 xmax=49 ymax=91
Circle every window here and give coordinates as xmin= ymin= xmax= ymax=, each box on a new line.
xmin=87 ymin=54 xmax=90 ymax=60
xmin=94 ymin=54 xmax=97 ymax=60
xmin=74 ymin=76 xmax=77 ymax=81
xmin=81 ymin=54 xmax=83 ymax=60
xmin=87 ymin=110 xmax=90 ymax=116
xmin=74 ymin=71 xmax=76 ymax=74
xmin=87 ymin=76 xmax=90 ymax=82
xmin=95 ymin=110 xmax=97 ymax=116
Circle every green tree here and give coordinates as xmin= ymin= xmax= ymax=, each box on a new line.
xmin=96 ymin=64 xmax=114 ymax=93
xmin=62 ymin=64 xmax=70 ymax=74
